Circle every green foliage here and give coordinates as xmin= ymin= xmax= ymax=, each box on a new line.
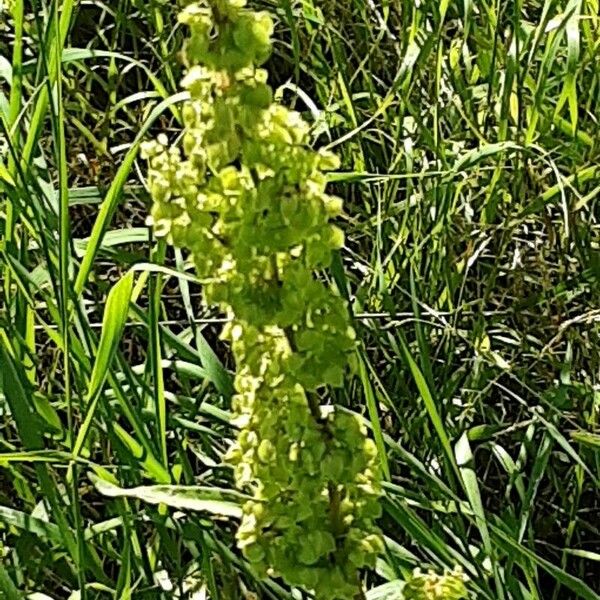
xmin=1 ymin=0 xmax=599 ymax=597
xmin=143 ymin=0 xmax=383 ymax=597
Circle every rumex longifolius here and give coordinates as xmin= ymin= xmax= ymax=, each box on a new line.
xmin=143 ymin=1 xmax=383 ymax=597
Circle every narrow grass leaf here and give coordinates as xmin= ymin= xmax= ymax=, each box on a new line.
xmin=112 ymin=418 xmax=171 ymax=484
xmin=0 ymin=564 xmax=21 ymax=600
xmin=74 ymin=92 xmax=189 ymax=297
xmin=0 ymin=504 xmax=62 ymax=543
xmin=492 ymin=526 xmax=600 ymax=600
xmin=73 ymin=272 xmax=134 ymax=458
xmin=455 ymin=433 xmax=491 ymax=554
xmin=570 ymin=430 xmax=600 ymax=449
xmin=398 ymin=335 xmax=460 ymax=481
xmin=358 ymin=353 xmax=390 ymax=480
xmin=90 ymin=474 xmax=244 ymax=518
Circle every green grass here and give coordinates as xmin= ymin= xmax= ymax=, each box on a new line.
xmin=1 ymin=0 xmax=599 ymax=598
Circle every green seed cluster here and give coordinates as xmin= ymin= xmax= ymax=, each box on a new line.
xmin=403 ymin=567 xmax=468 ymax=600
xmin=1 ymin=0 xmax=13 ymax=15
xmin=142 ymin=1 xmax=382 ymax=597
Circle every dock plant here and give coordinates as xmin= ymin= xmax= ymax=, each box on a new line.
xmin=143 ymin=1 xmax=383 ymax=597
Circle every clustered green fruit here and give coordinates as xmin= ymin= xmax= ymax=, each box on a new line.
xmin=403 ymin=567 xmax=468 ymax=600
xmin=143 ymin=1 xmax=382 ymax=597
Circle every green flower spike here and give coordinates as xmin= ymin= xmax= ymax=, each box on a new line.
xmin=403 ymin=567 xmax=469 ymax=600
xmin=143 ymin=2 xmax=383 ymax=598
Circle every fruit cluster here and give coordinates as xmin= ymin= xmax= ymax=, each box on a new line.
xmin=403 ymin=567 xmax=468 ymax=600
xmin=143 ymin=1 xmax=382 ymax=597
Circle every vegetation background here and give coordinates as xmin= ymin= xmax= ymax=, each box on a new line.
xmin=0 ymin=0 xmax=599 ymax=598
